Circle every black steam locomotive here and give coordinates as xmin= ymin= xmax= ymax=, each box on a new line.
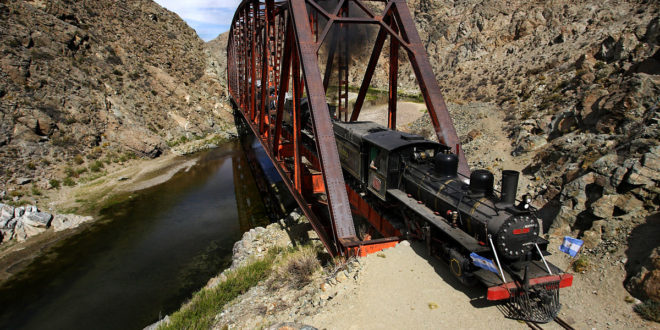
xmin=333 ymin=120 xmax=572 ymax=322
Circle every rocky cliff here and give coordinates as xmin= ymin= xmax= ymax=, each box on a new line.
xmin=400 ymin=0 xmax=659 ymax=306
xmin=0 ymin=0 xmax=233 ymax=199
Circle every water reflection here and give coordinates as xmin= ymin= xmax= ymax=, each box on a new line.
xmin=0 ymin=141 xmax=271 ymax=330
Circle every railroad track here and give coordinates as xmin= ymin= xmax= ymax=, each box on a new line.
xmin=525 ymin=317 xmax=575 ymax=330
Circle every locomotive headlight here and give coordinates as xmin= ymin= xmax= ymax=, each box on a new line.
xmin=519 ymin=194 xmax=532 ymax=210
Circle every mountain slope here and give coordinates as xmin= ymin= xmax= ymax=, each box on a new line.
xmin=0 ymin=0 xmax=232 ymax=194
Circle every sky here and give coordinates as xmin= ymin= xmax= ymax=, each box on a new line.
xmin=153 ymin=0 xmax=240 ymax=41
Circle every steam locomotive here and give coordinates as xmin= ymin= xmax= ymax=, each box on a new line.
xmin=333 ymin=120 xmax=573 ymax=322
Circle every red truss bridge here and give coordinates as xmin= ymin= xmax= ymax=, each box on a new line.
xmin=227 ymin=0 xmax=469 ymax=257
xmin=227 ymin=0 xmax=574 ymax=323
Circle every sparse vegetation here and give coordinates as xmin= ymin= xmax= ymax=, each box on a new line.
xmin=634 ymin=299 xmax=660 ymax=322
xmin=75 ymin=167 xmax=87 ymax=176
xmin=9 ymin=189 xmax=24 ymax=198
xmin=49 ymin=179 xmax=61 ymax=189
xmin=64 ymin=166 xmax=75 ymax=178
xmin=31 ymin=185 xmax=42 ymax=196
xmin=74 ymin=154 xmax=84 ymax=165
xmin=89 ymin=160 xmax=104 ymax=172
xmin=63 ymin=177 xmax=75 ymax=187
xmin=167 ymin=135 xmax=192 ymax=148
xmin=161 ymin=249 xmax=281 ymax=330
xmin=87 ymin=147 xmax=103 ymax=160
xmin=267 ymin=245 xmax=321 ymax=290
xmin=572 ymin=256 xmax=590 ymax=272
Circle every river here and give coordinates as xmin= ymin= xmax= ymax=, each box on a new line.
xmin=0 ymin=141 xmax=273 ymax=330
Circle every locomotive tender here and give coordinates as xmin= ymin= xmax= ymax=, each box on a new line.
xmin=334 ymin=120 xmax=573 ymax=322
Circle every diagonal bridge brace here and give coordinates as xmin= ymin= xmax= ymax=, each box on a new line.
xmin=227 ymin=0 xmax=470 ymax=257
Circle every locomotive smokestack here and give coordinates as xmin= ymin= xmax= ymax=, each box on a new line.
xmin=500 ymin=170 xmax=519 ymax=206
xmin=469 ymin=169 xmax=494 ymax=197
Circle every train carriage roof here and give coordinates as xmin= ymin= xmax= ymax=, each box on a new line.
xmin=364 ymin=129 xmax=444 ymax=152
xmin=333 ymin=121 xmax=446 ymax=152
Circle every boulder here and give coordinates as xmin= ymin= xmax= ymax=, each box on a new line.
xmin=645 ymin=17 xmax=660 ymax=46
xmin=615 ymin=194 xmax=645 ymax=214
xmin=642 ymin=270 xmax=660 ymax=302
xmin=582 ymin=228 xmax=602 ymax=249
xmin=642 ymin=146 xmax=660 ymax=172
xmin=107 ymin=127 xmax=164 ymax=158
xmin=21 ymin=212 xmax=52 ymax=228
xmin=14 ymin=206 xmax=25 ymax=218
xmin=580 ymin=88 xmax=608 ymax=122
xmin=627 ymin=160 xmax=659 ymax=186
xmin=596 ymin=35 xmax=617 ymax=62
xmin=51 ymin=214 xmax=93 ymax=232
xmin=0 ymin=204 xmax=14 ymax=227
xmin=22 ymin=220 xmax=48 ymax=238
xmin=12 ymin=221 xmax=27 ymax=242
xmin=590 ymin=154 xmax=619 ymax=176
xmin=16 ymin=177 xmax=32 ymax=185
xmin=5 ymin=219 xmax=17 ymax=230
xmin=551 ymin=205 xmax=579 ymax=231
xmin=640 ymin=249 xmax=660 ymax=302
xmin=560 ymin=172 xmax=595 ymax=207
xmin=591 ymin=195 xmax=618 ymax=218
xmin=612 ymin=33 xmax=639 ymax=61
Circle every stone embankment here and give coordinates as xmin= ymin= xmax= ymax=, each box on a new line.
xmin=150 ymin=210 xmax=366 ymax=330
xmin=0 ymin=203 xmax=91 ymax=243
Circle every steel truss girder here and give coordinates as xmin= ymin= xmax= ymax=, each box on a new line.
xmin=228 ymin=0 xmax=469 ymax=256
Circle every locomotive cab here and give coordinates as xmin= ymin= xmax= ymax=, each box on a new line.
xmin=363 ymin=131 xmax=445 ymax=201
xmin=333 ymin=121 xmax=448 ymax=201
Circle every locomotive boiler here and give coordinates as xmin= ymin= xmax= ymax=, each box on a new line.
xmin=333 ymin=120 xmax=573 ymax=323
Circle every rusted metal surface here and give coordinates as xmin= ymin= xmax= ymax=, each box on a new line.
xmin=227 ymin=0 xmax=470 ymax=256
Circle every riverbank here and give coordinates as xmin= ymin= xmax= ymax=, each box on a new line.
xmin=0 ymin=132 xmax=236 ymax=285
xmin=158 ymin=216 xmax=658 ymax=329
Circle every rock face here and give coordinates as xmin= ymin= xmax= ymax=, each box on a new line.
xmin=0 ymin=202 xmax=93 ymax=243
xmin=51 ymin=213 xmax=93 ymax=232
xmin=381 ymin=0 xmax=659 ymax=302
xmin=0 ymin=0 xmax=234 ymax=196
xmin=0 ymin=203 xmax=54 ymax=242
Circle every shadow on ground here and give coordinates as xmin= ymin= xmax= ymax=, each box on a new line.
xmin=408 ymin=240 xmax=501 ymax=309
xmin=624 ymin=212 xmax=660 ymax=299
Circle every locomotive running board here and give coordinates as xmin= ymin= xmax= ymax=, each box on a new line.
xmin=388 ymin=189 xmax=489 ymax=253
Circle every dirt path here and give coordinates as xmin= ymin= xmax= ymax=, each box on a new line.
xmin=358 ymin=102 xmax=427 ymax=130
xmin=303 ymin=241 xmax=526 ymax=330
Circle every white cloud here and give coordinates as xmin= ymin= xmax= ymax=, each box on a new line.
xmin=154 ymin=0 xmax=239 ymax=39
xmin=154 ymin=0 xmax=240 ymax=24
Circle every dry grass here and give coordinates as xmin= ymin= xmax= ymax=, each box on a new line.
xmin=161 ymin=249 xmax=280 ymax=330
xmin=267 ymin=244 xmax=321 ymax=290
